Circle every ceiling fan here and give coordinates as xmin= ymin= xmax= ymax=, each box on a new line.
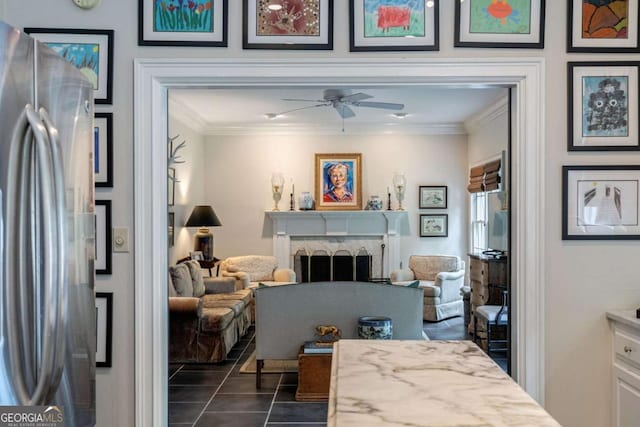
xmin=270 ymin=89 xmax=405 ymax=119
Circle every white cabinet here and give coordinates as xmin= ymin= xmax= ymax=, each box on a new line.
xmin=607 ymin=311 xmax=640 ymax=427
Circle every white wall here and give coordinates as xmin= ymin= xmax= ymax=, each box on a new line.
xmin=5 ymin=1 xmax=640 ymax=426
xmin=467 ymin=97 xmax=509 ymax=170
xmin=201 ymin=133 xmax=468 ymax=268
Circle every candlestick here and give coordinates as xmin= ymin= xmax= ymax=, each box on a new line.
xmin=289 ymin=193 xmax=295 ymax=211
xmin=387 ymin=191 xmax=392 ymax=211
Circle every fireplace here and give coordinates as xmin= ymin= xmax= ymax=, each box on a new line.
xmin=295 ymin=249 xmax=373 ymax=282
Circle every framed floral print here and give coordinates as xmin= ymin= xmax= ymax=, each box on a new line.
xmin=138 ymin=0 xmax=228 ymax=47
xmin=419 ymin=185 xmax=447 ymax=209
xmin=568 ymin=0 xmax=639 ymax=53
xmin=568 ymin=62 xmax=640 ymax=151
xmin=315 ymin=153 xmax=362 ymax=210
xmin=420 ymin=214 xmax=448 ymax=237
xmin=349 ymin=0 xmax=439 ymax=52
xmin=454 ymin=0 xmax=545 ymax=48
xmin=94 ymin=112 xmax=113 ymax=188
xmin=243 ymin=0 xmax=334 ymax=50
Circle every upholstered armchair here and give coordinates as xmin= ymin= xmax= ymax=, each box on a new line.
xmin=220 ymin=255 xmax=297 ymax=289
xmin=391 ymin=255 xmax=466 ymax=322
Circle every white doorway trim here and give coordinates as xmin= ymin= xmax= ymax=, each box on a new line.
xmin=133 ymin=58 xmax=546 ymax=427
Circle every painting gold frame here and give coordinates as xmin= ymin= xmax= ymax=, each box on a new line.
xmin=315 ymin=153 xmax=362 ymax=210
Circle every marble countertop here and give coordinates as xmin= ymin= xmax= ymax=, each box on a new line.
xmin=607 ymin=310 xmax=640 ymax=331
xmin=328 ymin=340 xmax=560 ymax=427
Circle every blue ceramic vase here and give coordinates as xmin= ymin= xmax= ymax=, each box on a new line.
xmin=358 ymin=316 xmax=392 ymax=340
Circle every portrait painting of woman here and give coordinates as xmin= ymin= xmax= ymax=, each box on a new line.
xmin=315 ymin=153 xmax=362 ymax=210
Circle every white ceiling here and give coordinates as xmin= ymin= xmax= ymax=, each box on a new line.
xmin=169 ymin=86 xmax=508 ymax=135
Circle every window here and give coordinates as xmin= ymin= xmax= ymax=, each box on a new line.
xmin=471 ymin=192 xmax=487 ymax=252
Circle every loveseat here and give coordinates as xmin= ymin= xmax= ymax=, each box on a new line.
xmin=168 ymin=260 xmax=253 ymax=362
xmin=220 ymin=255 xmax=296 ymax=289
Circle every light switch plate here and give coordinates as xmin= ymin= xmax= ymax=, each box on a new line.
xmin=113 ymin=227 xmax=129 ymax=253
xmin=72 ymin=0 xmax=101 ymax=9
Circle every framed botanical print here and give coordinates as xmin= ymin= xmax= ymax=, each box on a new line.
xmin=568 ymin=62 xmax=640 ymax=151
xmin=94 ymin=112 xmax=113 ymax=188
xmin=563 ymin=165 xmax=640 ymax=239
xmin=315 ymin=153 xmax=362 ymax=210
xmin=95 ymin=200 xmax=112 ymax=275
xmin=138 ymin=0 xmax=228 ymax=47
xmin=420 ymin=214 xmax=448 ymax=237
xmin=454 ymin=0 xmax=545 ymax=48
xmin=25 ymin=28 xmax=114 ymax=104
xmin=243 ymin=0 xmax=334 ymax=50
xmin=568 ymin=0 xmax=639 ymax=53
xmin=95 ymin=292 xmax=113 ymax=367
xmin=419 ymin=185 xmax=447 ymax=209
xmin=349 ymin=0 xmax=439 ymax=52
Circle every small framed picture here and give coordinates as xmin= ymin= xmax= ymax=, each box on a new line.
xmin=95 ymin=200 xmax=112 ymax=275
xmin=94 ymin=112 xmax=113 ymax=188
xmin=243 ymin=0 xmax=334 ymax=50
xmin=95 ymin=292 xmax=113 ymax=367
xmin=315 ymin=153 xmax=362 ymax=210
xmin=190 ymin=251 xmax=204 ymax=261
xmin=454 ymin=0 xmax=545 ymax=48
xmin=420 ymin=214 xmax=448 ymax=237
xmin=568 ymin=0 xmax=639 ymax=53
xmin=568 ymin=62 xmax=639 ymax=151
xmin=168 ymin=212 xmax=175 ymax=248
xmin=563 ymin=165 xmax=640 ymax=240
xmin=138 ymin=0 xmax=228 ymax=47
xmin=168 ymin=167 xmax=176 ymax=207
xmin=349 ymin=0 xmax=439 ymax=52
xmin=25 ymin=28 xmax=114 ymax=104
xmin=419 ymin=185 xmax=447 ymax=209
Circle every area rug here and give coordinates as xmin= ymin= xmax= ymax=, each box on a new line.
xmin=239 ymin=351 xmax=298 ymax=374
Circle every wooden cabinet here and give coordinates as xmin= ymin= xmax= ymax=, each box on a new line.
xmin=296 ymin=349 xmax=332 ymax=402
xmin=607 ymin=311 xmax=640 ymax=427
xmin=468 ymin=253 xmax=508 ymax=342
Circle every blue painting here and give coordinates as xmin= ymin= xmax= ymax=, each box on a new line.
xmin=363 ymin=0 xmax=426 ymax=37
xmin=322 ymin=161 xmax=355 ymax=203
xmin=46 ymin=42 xmax=99 ymax=90
xmin=154 ymin=0 xmax=213 ymax=33
xmin=582 ymin=76 xmax=628 ymax=137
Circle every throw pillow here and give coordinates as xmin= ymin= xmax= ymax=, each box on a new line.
xmin=407 ymin=280 xmax=420 ymax=288
xmin=184 ymin=260 xmax=205 ymax=297
xmin=169 ymin=264 xmax=193 ymax=297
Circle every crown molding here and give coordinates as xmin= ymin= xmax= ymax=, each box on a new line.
xmin=464 ymin=95 xmax=509 ymax=134
xmin=197 ymin=122 xmax=466 ymax=136
xmin=168 ymin=97 xmax=208 ymax=133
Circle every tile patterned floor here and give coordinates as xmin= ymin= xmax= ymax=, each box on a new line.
xmin=169 ymin=318 xmax=507 ymax=426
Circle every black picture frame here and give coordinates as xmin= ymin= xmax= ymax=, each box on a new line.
xmin=95 ymin=292 xmax=113 ymax=368
xmin=25 ymin=28 xmax=114 ymax=104
xmin=94 ymin=112 xmax=113 ymax=187
xmin=420 ymin=214 xmax=448 ymax=237
xmin=168 ymin=168 xmax=176 ymax=207
xmin=567 ymin=61 xmax=640 ymax=151
xmin=168 ymin=212 xmax=175 ymax=248
xmin=95 ymin=200 xmax=112 ymax=275
xmin=567 ymin=0 xmax=640 ymax=53
xmin=138 ymin=0 xmax=228 ymax=47
xmin=243 ymin=0 xmax=334 ymax=50
xmin=562 ymin=165 xmax=640 ymax=240
xmin=419 ymin=185 xmax=447 ymax=209
xmin=349 ymin=0 xmax=439 ymax=52
xmin=454 ymin=0 xmax=545 ymax=49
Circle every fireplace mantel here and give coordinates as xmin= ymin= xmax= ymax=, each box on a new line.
xmin=266 ymin=211 xmax=408 ymax=277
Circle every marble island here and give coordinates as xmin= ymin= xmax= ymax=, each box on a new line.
xmin=328 ymin=340 xmax=560 ymax=427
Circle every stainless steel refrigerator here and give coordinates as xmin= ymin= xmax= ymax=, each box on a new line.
xmin=0 ymin=21 xmax=96 ymax=425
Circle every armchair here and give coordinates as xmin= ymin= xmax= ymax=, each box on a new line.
xmin=220 ymin=255 xmax=296 ymax=289
xmin=391 ymin=255 xmax=465 ymax=321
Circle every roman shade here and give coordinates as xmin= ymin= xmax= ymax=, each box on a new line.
xmin=468 ymin=158 xmax=502 ymax=193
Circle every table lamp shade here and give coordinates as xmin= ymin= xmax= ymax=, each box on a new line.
xmin=185 ymin=205 xmax=222 ymax=261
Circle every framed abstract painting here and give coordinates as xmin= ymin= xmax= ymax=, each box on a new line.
xmin=349 ymin=0 xmax=439 ymax=52
xmin=25 ymin=28 xmax=113 ymax=104
xmin=568 ymin=0 xmax=639 ymax=53
xmin=243 ymin=0 xmax=333 ymax=50
xmin=138 ymin=0 xmax=228 ymax=47
xmin=454 ymin=0 xmax=545 ymax=48
xmin=94 ymin=112 xmax=113 ymax=188
xmin=568 ymin=62 xmax=640 ymax=151
xmin=315 ymin=153 xmax=362 ymax=210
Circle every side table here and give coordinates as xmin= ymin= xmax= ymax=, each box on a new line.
xmin=198 ymin=257 xmax=220 ymax=277
xmin=295 ymin=347 xmax=333 ymax=402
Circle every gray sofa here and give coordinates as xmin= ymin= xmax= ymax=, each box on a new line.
xmin=254 ymin=281 xmax=425 ymax=387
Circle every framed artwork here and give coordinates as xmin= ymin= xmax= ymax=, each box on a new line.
xmin=168 ymin=212 xmax=175 ymax=248
xmin=94 ymin=112 xmax=113 ymax=188
xmin=95 ymin=292 xmax=113 ymax=368
xmin=95 ymin=200 xmax=112 ymax=275
xmin=454 ymin=0 xmax=545 ymax=48
xmin=563 ymin=165 xmax=640 ymax=240
xmin=243 ymin=0 xmax=334 ymax=50
xmin=138 ymin=0 xmax=228 ymax=47
xmin=568 ymin=0 xmax=639 ymax=53
xmin=349 ymin=0 xmax=439 ymax=52
xmin=568 ymin=62 xmax=640 ymax=151
xmin=315 ymin=153 xmax=362 ymax=210
xmin=419 ymin=185 xmax=447 ymax=209
xmin=420 ymin=214 xmax=448 ymax=237
xmin=25 ymin=28 xmax=113 ymax=104
xmin=190 ymin=250 xmax=204 ymax=260
xmin=168 ymin=167 xmax=176 ymax=206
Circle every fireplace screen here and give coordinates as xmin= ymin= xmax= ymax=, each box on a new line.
xmin=295 ymin=249 xmax=372 ymax=283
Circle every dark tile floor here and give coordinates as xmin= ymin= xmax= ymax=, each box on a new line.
xmin=169 ymin=318 xmax=507 ymax=426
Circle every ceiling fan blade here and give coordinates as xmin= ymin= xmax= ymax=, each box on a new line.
xmin=281 ymin=98 xmax=325 ymax=103
xmin=334 ymin=104 xmax=356 ymax=119
xmin=273 ymin=103 xmax=327 ymax=116
xmin=352 ymin=101 xmax=405 ymax=110
xmin=340 ymin=92 xmax=373 ymax=103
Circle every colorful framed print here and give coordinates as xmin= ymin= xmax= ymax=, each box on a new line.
xmin=420 ymin=214 xmax=448 ymax=237
xmin=138 ymin=0 xmax=228 ymax=47
xmin=349 ymin=0 xmax=439 ymax=52
xmin=454 ymin=0 xmax=545 ymax=48
xmin=243 ymin=0 xmax=334 ymax=50
xmin=95 ymin=200 xmax=112 ymax=275
xmin=568 ymin=62 xmax=640 ymax=151
xmin=95 ymin=292 xmax=113 ymax=367
xmin=94 ymin=112 xmax=113 ymax=188
xmin=419 ymin=185 xmax=447 ymax=209
xmin=563 ymin=165 xmax=640 ymax=240
xmin=25 ymin=28 xmax=113 ymax=104
xmin=568 ymin=0 xmax=639 ymax=53
xmin=315 ymin=153 xmax=362 ymax=210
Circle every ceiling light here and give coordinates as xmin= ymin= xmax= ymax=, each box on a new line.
xmin=392 ymin=113 xmax=408 ymax=119
xmin=267 ymin=3 xmax=282 ymax=10
xmin=426 ymin=0 xmax=435 ymax=7
xmin=265 ymin=113 xmax=279 ymax=119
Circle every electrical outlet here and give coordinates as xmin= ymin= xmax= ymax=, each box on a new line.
xmin=113 ymin=227 xmax=129 ymax=253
